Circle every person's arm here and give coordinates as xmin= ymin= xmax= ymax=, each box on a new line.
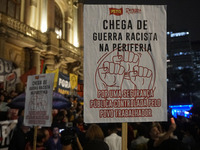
xmin=153 ymin=123 xmax=176 ymax=147
xmin=76 ymin=136 xmax=83 ymax=150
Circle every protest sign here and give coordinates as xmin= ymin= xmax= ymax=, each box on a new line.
xmin=70 ymin=73 xmax=78 ymax=90
xmin=46 ymin=68 xmax=59 ymax=89
xmin=5 ymin=68 xmax=21 ymax=92
xmin=56 ymin=72 xmax=70 ymax=95
xmin=0 ymin=58 xmax=13 ymax=76
xmin=84 ymin=5 xmax=167 ymax=123
xmin=0 ymin=58 xmax=13 ymax=82
xmin=24 ymin=73 xmax=55 ymax=126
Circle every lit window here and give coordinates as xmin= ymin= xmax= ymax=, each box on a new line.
xmin=170 ymin=32 xmax=190 ymax=37
xmin=55 ymin=4 xmax=63 ymax=39
xmin=177 ymin=66 xmax=183 ymax=70
xmin=55 ymin=28 xmax=62 ymax=39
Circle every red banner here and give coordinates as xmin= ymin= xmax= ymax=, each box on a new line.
xmin=20 ymin=67 xmax=36 ymax=85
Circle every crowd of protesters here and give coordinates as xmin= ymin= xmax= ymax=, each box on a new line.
xmin=0 ymin=89 xmax=200 ymax=150
xmin=0 ymin=90 xmax=19 ymax=121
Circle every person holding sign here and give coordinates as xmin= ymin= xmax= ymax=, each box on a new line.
xmin=9 ymin=117 xmax=30 ymax=150
xmin=25 ymin=128 xmax=48 ymax=150
xmin=147 ymin=119 xmax=184 ymax=150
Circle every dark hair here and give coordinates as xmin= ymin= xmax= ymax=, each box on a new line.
xmin=28 ymin=128 xmax=46 ymax=147
xmin=60 ymin=128 xmax=76 ymax=146
xmin=107 ymin=123 xmax=119 ymax=132
xmin=85 ymin=124 xmax=104 ymax=141
xmin=136 ymin=124 xmax=148 ymax=137
xmin=51 ymin=123 xmax=60 ymax=130
xmin=37 ymin=128 xmax=46 ymax=143
xmin=53 ymin=111 xmax=66 ymax=123
xmin=83 ymin=140 xmax=109 ymax=150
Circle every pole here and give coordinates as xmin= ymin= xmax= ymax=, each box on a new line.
xmin=122 ymin=122 xmax=128 ymax=150
xmin=33 ymin=126 xmax=38 ymax=150
xmin=32 ymin=48 xmax=40 ymax=150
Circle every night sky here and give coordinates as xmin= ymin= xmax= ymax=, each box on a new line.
xmin=84 ymin=0 xmax=200 ymax=41
xmin=167 ymin=0 xmax=200 ymax=41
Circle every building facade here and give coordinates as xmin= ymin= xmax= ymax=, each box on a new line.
xmin=0 ymin=0 xmax=83 ymax=92
xmin=167 ymin=30 xmax=200 ymax=104
xmin=167 ymin=30 xmax=194 ymax=104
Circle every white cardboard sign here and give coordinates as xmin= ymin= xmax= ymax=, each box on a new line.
xmin=24 ymin=73 xmax=55 ymax=126
xmin=84 ymin=5 xmax=167 ymax=123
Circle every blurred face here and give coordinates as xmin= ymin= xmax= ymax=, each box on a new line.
xmin=52 ymin=109 xmax=58 ymax=117
xmin=22 ymin=126 xmax=30 ymax=133
xmin=150 ymin=126 xmax=160 ymax=139
xmin=53 ymin=127 xmax=60 ymax=138
xmin=70 ymin=97 xmax=73 ymax=102
xmin=63 ymin=115 xmax=68 ymax=123
xmin=8 ymin=109 xmax=19 ymax=119
xmin=0 ymin=95 xmax=4 ymax=102
xmin=44 ymin=129 xmax=50 ymax=141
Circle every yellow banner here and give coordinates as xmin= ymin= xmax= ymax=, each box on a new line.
xmin=70 ymin=73 xmax=78 ymax=90
xmin=46 ymin=68 xmax=59 ymax=89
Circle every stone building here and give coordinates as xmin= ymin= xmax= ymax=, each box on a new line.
xmin=0 ymin=0 xmax=83 ymax=92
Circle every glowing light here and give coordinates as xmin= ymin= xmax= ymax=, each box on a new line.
xmin=55 ymin=28 xmax=62 ymax=39
xmin=26 ymin=32 xmax=32 ymax=36
xmin=170 ymin=32 xmax=189 ymax=37
xmin=73 ymin=6 xmax=79 ymax=47
xmin=169 ymin=104 xmax=193 ymax=108
xmin=40 ymin=0 xmax=47 ymax=33
xmin=74 ymin=35 xmax=79 ymax=47
xmin=41 ymin=23 xmax=47 ymax=33
xmin=169 ymin=104 xmax=193 ymax=118
xmin=73 ymin=23 xmax=79 ymax=47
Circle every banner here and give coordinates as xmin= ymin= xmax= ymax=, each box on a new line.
xmin=5 ymin=68 xmax=21 ymax=92
xmin=57 ymin=72 xmax=70 ymax=95
xmin=0 ymin=58 xmax=13 ymax=82
xmin=70 ymin=73 xmax=78 ymax=90
xmin=46 ymin=68 xmax=59 ymax=89
xmin=24 ymin=73 xmax=55 ymax=127
xmin=0 ymin=120 xmax=17 ymax=147
xmin=77 ymin=80 xmax=84 ymax=97
xmin=20 ymin=67 xmax=36 ymax=85
xmin=0 ymin=58 xmax=13 ymax=75
xmin=84 ymin=5 xmax=167 ymax=123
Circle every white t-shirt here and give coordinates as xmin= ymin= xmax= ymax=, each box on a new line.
xmin=104 ymin=133 xmax=122 ymax=150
